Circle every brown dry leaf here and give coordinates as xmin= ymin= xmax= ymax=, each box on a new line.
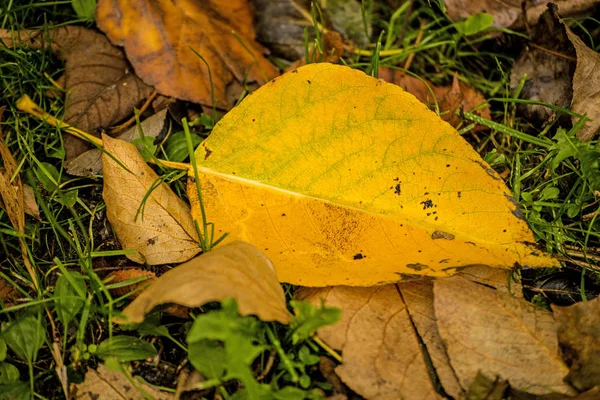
xmin=105 ymin=268 xmax=156 ymax=298
xmin=0 ymin=277 xmax=18 ymax=307
xmin=299 ymin=285 xmax=439 ymax=399
xmin=510 ymin=5 xmax=576 ymax=124
xmin=118 ymin=241 xmax=290 ymax=324
xmin=565 ymin=29 xmax=600 ymax=141
xmin=398 ymin=280 xmax=464 ymax=398
xmin=96 ymin=0 xmax=279 ymax=109
xmin=0 ymin=179 xmax=40 ymax=220
xmin=379 ymin=68 xmax=491 ymax=128
xmin=71 ymin=364 xmax=173 ymax=399
xmin=553 ymin=296 xmax=600 ymax=391
xmin=457 ymin=264 xmax=523 ymax=297
xmin=102 ymin=134 xmax=200 ymax=265
xmin=434 ymin=276 xmax=575 ymax=395
xmin=0 ymin=26 xmax=153 ymax=159
xmin=66 ymin=109 xmax=168 ymax=177
xmin=444 ymin=0 xmax=599 ymax=29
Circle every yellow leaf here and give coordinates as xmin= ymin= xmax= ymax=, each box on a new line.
xmin=102 ymin=134 xmax=200 ymax=265
xmin=117 ymin=241 xmax=290 ymax=324
xmin=189 ymin=63 xmax=558 ymax=286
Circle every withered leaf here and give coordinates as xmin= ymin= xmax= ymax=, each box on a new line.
xmin=399 ymin=280 xmax=464 ymax=399
xmin=118 ymin=241 xmax=290 ymax=324
xmin=0 ymin=26 xmax=153 ymax=159
xmin=510 ymin=5 xmax=576 ymax=124
xmin=379 ymin=68 xmax=491 ymax=128
xmin=444 ymin=0 xmax=599 ymax=30
xmin=299 ymin=285 xmax=439 ymax=399
xmin=553 ymin=296 xmax=600 ymax=391
xmin=566 ymin=29 xmax=600 ymax=141
xmin=71 ymin=364 xmax=173 ymax=400
xmin=434 ymin=276 xmax=575 ymax=395
xmin=102 ymin=134 xmax=200 ymax=265
xmin=96 ymin=0 xmax=279 ymax=109
xmin=66 ymin=109 xmax=168 ymax=177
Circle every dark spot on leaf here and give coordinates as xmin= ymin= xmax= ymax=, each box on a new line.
xmin=281 ymin=213 xmax=286 ymax=217
xmin=406 ymin=263 xmax=428 ymax=271
xmin=189 ymin=177 xmax=196 ymax=183
xmin=465 ymin=241 xmax=476 ymax=246
xmin=435 ymin=216 xmax=438 ymax=220
xmin=394 ymin=177 xmax=400 ymax=181
xmin=420 ymin=199 xmax=433 ymax=209
xmin=252 ymin=118 xmax=256 ymax=122
xmin=292 ymin=69 xmax=298 ymax=73
xmin=394 ymin=184 xmax=401 ymax=195
xmin=146 ymin=238 xmax=156 ymax=245
xmin=431 ymin=231 xmax=455 ymax=240
xmin=439 ymin=259 xmax=450 ymax=263
xmin=307 ymin=80 xmax=311 ymax=84
xmin=458 ymin=191 xmax=462 ymax=198
xmin=204 ymin=146 xmax=212 ymax=160
xmin=503 ymin=229 xmax=507 ymax=232
xmin=446 ymin=164 xmax=450 ymax=167
xmin=530 ymin=251 xmax=540 ymax=256
xmin=353 ymin=253 xmax=364 ymax=260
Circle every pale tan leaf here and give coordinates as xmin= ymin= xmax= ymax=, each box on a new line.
xmin=457 ymin=264 xmax=523 ymax=298
xmin=300 ymin=285 xmax=439 ymax=399
xmin=102 ymin=134 xmax=200 ymax=265
xmin=566 ymin=29 xmax=600 ymax=141
xmin=553 ymin=296 xmax=600 ymax=391
xmin=118 ymin=241 xmax=290 ymax=324
xmin=71 ymin=364 xmax=173 ymax=400
xmin=434 ymin=276 xmax=575 ymax=395
xmin=67 ymin=109 xmax=168 ymax=176
xmin=399 ymin=280 xmax=464 ymax=398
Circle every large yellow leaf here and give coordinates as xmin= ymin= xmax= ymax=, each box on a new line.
xmin=190 ymin=63 xmax=558 ymax=286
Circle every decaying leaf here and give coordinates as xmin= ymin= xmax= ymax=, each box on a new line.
xmin=0 ymin=179 xmax=40 ymax=220
xmin=566 ymin=29 xmax=600 ymax=141
xmin=510 ymin=5 xmax=576 ymax=124
xmin=553 ymin=296 xmax=600 ymax=391
xmin=252 ymin=0 xmax=314 ymax=60
xmin=102 ymin=134 xmax=200 ymax=265
xmin=96 ymin=0 xmax=279 ymax=108
xmin=0 ymin=26 xmax=153 ymax=159
xmin=189 ymin=63 xmax=557 ymax=287
xmin=0 ymin=277 xmax=18 ymax=306
xmin=444 ymin=0 xmax=599 ymax=29
xmin=434 ymin=276 xmax=575 ymax=395
xmin=299 ymin=285 xmax=438 ymax=399
xmin=71 ymin=364 xmax=173 ymax=399
xmin=118 ymin=241 xmax=290 ymax=324
xmin=457 ymin=264 xmax=523 ymax=297
xmin=66 ymin=109 xmax=168 ymax=176
xmin=379 ymin=68 xmax=491 ymax=128
xmin=105 ymin=268 xmax=156 ymax=298
xmin=398 ymin=280 xmax=464 ymax=398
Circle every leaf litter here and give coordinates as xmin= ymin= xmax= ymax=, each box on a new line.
xmin=511 ymin=4 xmax=600 ymax=141
xmin=0 ymin=26 xmax=153 ymax=159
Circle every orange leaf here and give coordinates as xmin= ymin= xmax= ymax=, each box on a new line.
xmin=96 ymin=0 xmax=279 ymax=108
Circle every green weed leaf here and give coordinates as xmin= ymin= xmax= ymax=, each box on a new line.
xmin=454 ymin=13 xmax=494 ymax=36
xmin=187 ymin=298 xmax=267 ymax=397
xmin=165 ymin=130 xmax=203 ymax=162
xmin=54 ymin=271 xmax=86 ymax=326
xmin=72 ymin=0 xmax=96 ymax=21
xmin=0 ymin=362 xmax=19 ymax=383
xmin=288 ymin=301 xmax=341 ymax=344
xmin=0 ymin=337 xmax=6 ymax=361
xmin=96 ymin=335 xmax=157 ymax=362
xmin=1 ymin=315 xmax=46 ymax=363
xmin=0 ymin=380 xmax=29 ymax=400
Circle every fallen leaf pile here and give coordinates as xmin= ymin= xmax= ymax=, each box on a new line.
xmin=298 ymin=270 xmax=580 ymax=398
xmin=6 ymin=1 xmax=600 ymax=398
